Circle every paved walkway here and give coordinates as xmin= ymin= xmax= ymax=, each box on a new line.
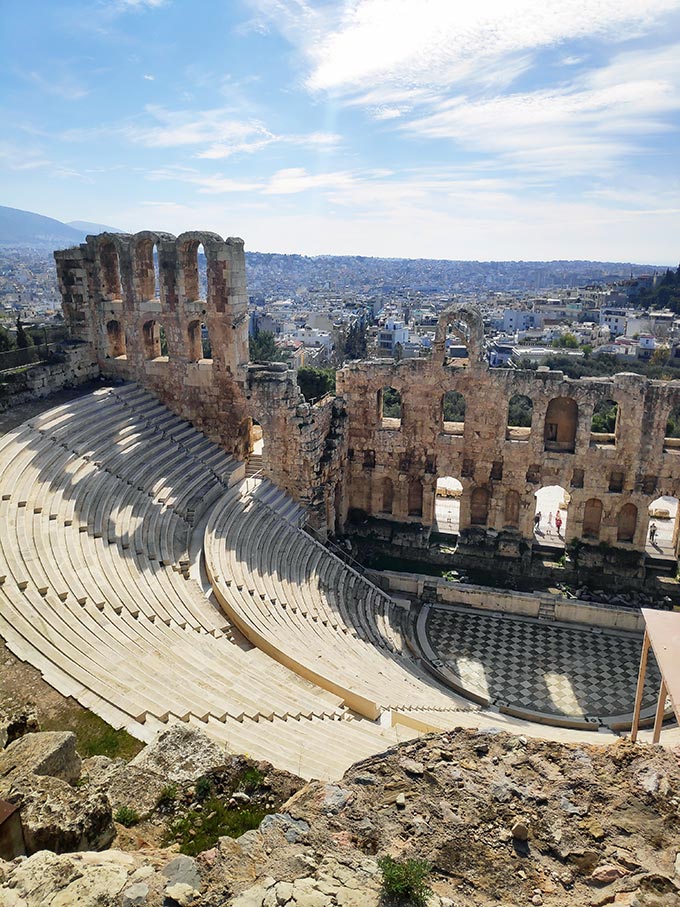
xmin=422 ymin=604 xmax=661 ymax=722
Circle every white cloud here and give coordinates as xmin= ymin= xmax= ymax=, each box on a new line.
xmin=251 ymin=0 xmax=680 ymax=94
xmin=143 ymin=74 xmax=155 ymax=81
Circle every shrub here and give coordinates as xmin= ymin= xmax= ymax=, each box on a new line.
xmin=114 ymin=806 xmax=140 ymax=828
xmin=195 ymin=776 xmax=212 ymax=800
xmin=157 ymin=784 xmax=178 ymax=809
xmin=378 ymin=855 xmax=432 ymax=906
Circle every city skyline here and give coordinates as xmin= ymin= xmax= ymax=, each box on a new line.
xmin=2 ymin=0 xmax=680 ymax=263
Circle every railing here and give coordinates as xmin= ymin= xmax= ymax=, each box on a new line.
xmin=305 ymin=523 xmax=368 ymax=576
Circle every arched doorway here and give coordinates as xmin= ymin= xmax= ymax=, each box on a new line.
xmin=646 ymin=495 xmax=679 ymax=558
xmin=434 ymin=476 xmax=462 ymax=534
xmin=470 ymin=486 xmax=490 ymax=526
xmin=534 ymin=485 xmax=569 ymax=548
xmin=106 ymin=319 xmax=126 ymax=358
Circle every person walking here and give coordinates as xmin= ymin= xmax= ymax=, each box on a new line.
xmin=534 ymin=511 xmax=541 ymax=531
xmin=555 ymin=511 xmax=563 ymax=537
xmin=649 ymin=522 xmax=658 ymax=544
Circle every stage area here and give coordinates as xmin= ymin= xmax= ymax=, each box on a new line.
xmin=418 ymin=604 xmax=662 ymax=725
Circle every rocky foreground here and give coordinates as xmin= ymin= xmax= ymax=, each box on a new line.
xmin=0 ymin=721 xmax=679 ymax=907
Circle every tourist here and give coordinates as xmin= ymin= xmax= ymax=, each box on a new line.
xmin=649 ymin=522 xmax=658 ymax=544
xmin=555 ymin=511 xmax=562 ymax=536
xmin=534 ymin=511 xmax=541 ymax=530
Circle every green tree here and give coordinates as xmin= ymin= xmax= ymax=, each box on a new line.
xmin=344 ymin=321 xmax=367 ymax=359
xmin=15 ymin=317 xmax=32 ymax=349
xmin=382 ymin=387 xmax=402 ymax=418
xmin=0 ymin=326 xmax=15 ymax=352
xmin=249 ymin=330 xmax=284 ymax=363
xmin=297 ymin=366 xmax=336 ymax=402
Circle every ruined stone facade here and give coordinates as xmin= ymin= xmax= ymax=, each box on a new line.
xmin=54 ymin=232 xmax=344 ymax=527
xmin=55 ymin=232 xmax=680 ymax=569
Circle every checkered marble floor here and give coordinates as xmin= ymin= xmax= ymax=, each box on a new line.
xmin=423 ymin=605 xmax=661 ymax=720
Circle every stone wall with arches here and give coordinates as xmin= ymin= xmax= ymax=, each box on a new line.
xmin=55 ymin=230 xmax=251 ymax=457
xmin=336 ymin=305 xmax=680 ymax=564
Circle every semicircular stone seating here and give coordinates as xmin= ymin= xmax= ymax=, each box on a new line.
xmin=0 ymin=384 xmax=624 ymax=780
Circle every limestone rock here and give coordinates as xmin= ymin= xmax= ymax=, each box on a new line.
xmin=83 ymin=756 xmax=168 ymax=816
xmin=510 ymin=817 xmax=529 ymax=841
xmin=0 ymin=703 xmax=39 ymax=750
xmin=121 ymin=882 xmax=149 ymax=907
xmin=0 ymin=732 xmax=81 ymax=785
xmin=7 ymin=773 xmax=114 ymax=854
xmin=399 ymin=757 xmax=425 ymax=776
xmin=129 ymin=725 xmax=226 ymax=782
xmin=589 ymin=864 xmax=628 ymax=885
xmin=164 ymin=882 xmax=198 ymax=905
xmin=162 ymin=854 xmax=200 ymax=890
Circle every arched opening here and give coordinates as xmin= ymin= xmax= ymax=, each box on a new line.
xmin=179 ymin=240 xmax=199 ymax=302
xmin=434 ymin=475 xmax=462 ymax=534
xmin=188 ymin=320 xmax=212 ymax=362
xmin=646 ymin=495 xmax=679 ymax=558
xmin=381 ymin=477 xmax=394 ymax=515
xmin=187 ymin=320 xmax=202 ymax=362
xmin=442 ymin=391 xmax=465 ymax=436
xmin=504 ymin=489 xmax=520 ymax=528
xmin=470 ymin=486 xmax=490 ymax=526
xmin=106 ymin=319 xmax=126 ymax=358
xmin=534 ymin=485 xmax=568 ymax=548
xmin=617 ymin=503 xmax=637 ymax=543
xmin=663 ymin=403 xmax=680 ymax=452
xmin=544 ymin=397 xmax=578 ymax=453
xmin=198 ymin=243 xmax=208 ymax=301
xmin=590 ymin=399 xmax=618 ymax=446
xmin=379 ymin=387 xmax=402 ymax=428
xmin=250 ymin=418 xmax=264 ymax=456
xmin=506 ymin=394 xmax=532 ymax=441
xmin=99 ymin=241 xmax=121 ymax=300
xmin=582 ymin=498 xmax=603 ymax=539
xmin=142 ymin=319 xmax=168 ymax=360
xmin=136 ymin=239 xmax=160 ymax=301
xmin=408 ymin=477 xmax=423 ymax=517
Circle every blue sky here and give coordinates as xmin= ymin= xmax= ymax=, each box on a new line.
xmin=2 ymin=0 xmax=680 ymax=262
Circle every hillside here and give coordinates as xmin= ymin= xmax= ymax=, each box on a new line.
xmin=0 ymin=206 xmax=122 ymax=248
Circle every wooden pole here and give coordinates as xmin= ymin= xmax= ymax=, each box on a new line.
xmin=653 ymin=678 xmax=668 ymax=744
xmin=631 ymin=630 xmax=650 ymax=743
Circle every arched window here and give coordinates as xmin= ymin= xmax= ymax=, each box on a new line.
xmin=591 ymin=399 xmax=618 ymax=446
xmin=379 ymin=387 xmax=402 ymax=427
xmin=136 ymin=239 xmax=160 ymax=301
xmin=470 ymin=486 xmax=490 ymax=526
xmin=442 ymin=390 xmax=465 ymax=435
xmin=504 ymin=489 xmax=520 ymax=528
xmin=544 ymin=397 xmax=578 ymax=453
xmin=408 ymin=478 xmax=423 ymax=517
xmin=381 ymin=477 xmax=394 ymax=514
xmin=664 ymin=403 xmax=680 ymax=451
xmin=142 ymin=319 xmax=168 ymax=360
xmin=582 ymin=498 xmax=603 ymax=539
xmin=99 ymin=241 xmax=121 ymax=300
xmin=506 ymin=394 xmax=532 ymax=440
xmin=198 ymin=243 xmax=208 ymax=301
xmin=617 ymin=503 xmax=637 ymax=543
xmin=106 ymin=319 xmax=126 ymax=358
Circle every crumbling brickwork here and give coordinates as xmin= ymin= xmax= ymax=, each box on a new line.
xmin=337 ymin=307 xmax=680 ymax=563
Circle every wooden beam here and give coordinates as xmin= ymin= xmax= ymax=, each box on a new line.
xmin=653 ymin=678 xmax=668 ymax=745
xmin=630 ymin=630 xmax=650 ymax=743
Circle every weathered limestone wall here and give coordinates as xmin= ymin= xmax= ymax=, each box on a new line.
xmin=246 ymin=367 xmax=348 ymax=530
xmin=0 ymin=345 xmax=99 ymax=413
xmin=337 ymin=307 xmax=680 ymax=561
xmin=374 ymin=570 xmax=645 ymax=632
xmin=55 ymin=231 xmax=252 ymax=458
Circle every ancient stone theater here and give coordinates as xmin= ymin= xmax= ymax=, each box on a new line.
xmin=0 ymin=229 xmax=676 ymax=781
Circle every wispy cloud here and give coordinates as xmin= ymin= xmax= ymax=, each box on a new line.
xmin=24 ymin=70 xmax=89 ymax=101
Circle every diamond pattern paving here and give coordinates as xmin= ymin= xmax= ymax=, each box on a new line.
xmin=424 ymin=605 xmax=661 ymax=720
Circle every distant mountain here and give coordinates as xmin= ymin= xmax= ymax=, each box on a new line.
xmin=0 ymin=205 xmax=124 ymax=248
xmin=67 ymin=219 xmax=123 ymax=235
xmin=0 ymin=205 xmax=84 ymax=248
